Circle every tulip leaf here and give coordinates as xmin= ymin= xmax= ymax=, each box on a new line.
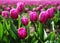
xmin=26 ymin=22 xmax=31 ymax=35
xmin=0 ymin=22 xmax=3 ymax=40
xmin=37 ymin=22 xmax=44 ymax=41
xmin=9 ymin=19 xmax=17 ymax=35
xmin=31 ymin=37 xmax=36 ymax=43
xmin=3 ymin=19 xmax=18 ymax=40
xmin=3 ymin=35 xmax=9 ymax=43
xmin=18 ymin=15 xmax=20 ymax=28
xmin=44 ymin=32 xmax=55 ymax=42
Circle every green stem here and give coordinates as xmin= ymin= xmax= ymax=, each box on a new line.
xmin=51 ymin=21 xmax=55 ymax=32
xmin=33 ymin=22 xmax=37 ymax=32
xmin=18 ymin=15 xmax=20 ymax=28
xmin=26 ymin=26 xmax=30 ymax=36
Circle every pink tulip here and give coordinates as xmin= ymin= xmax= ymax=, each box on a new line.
xmin=22 ymin=17 xmax=29 ymax=26
xmin=2 ymin=11 xmax=8 ymax=19
xmin=18 ymin=27 xmax=27 ymax=39
xmin=47 ymin=7 xmax=55 ymax=18
xmin=36 ymin=5 xmax=43 ymax=11
xmin=29 ymin=11 xmax=38 ymax=22
xmin=17 ymin=2 xmax=24 ymax=13
xmin=57 ymin=6 xmax=60 ymax=11
xmin=39 ymin=11 xmax=49 ymax=24
xmin=10 ymin=8 xmax=18 ymax=19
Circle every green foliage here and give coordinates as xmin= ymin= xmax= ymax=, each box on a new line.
xmin=0 ymin=22 xmax=3 ymax=40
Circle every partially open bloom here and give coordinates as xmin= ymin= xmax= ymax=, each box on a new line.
xmin=18 ymin=27 xmax=27 ymax=39
xmin=17 ymin=2 xmax=24 ymax=13
xmin=22 ymin=17 xmax=29 ymax=26
xmin=10 ymin=8 xmax=18 ymax=19
xmin=39 ymin=11 xmax=49 ymax=24
xmin=2 ymin=11 xmax=8 ymax=19
xmin=29 ymin=11 xmax=38 ymax=22
xmin=46 ymin=7 xmax=55 ymax=18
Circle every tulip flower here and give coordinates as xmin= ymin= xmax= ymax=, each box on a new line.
xmin=39 ymin=11 xmax=49 ymax=24
xmin=29 ymin=11 xmax=38 ymax=22
xmin=57 ymin=6 xmax=60 ymax=11
xmin=46 ymin=7 xmax=55 ymax=18
xmin=22 ymin=17 xmax=29 ymax=26
xmin=18 ymin=27 xmax=27 ymax=39
xmin=2 ymin=11 xmax=8 ymax=19
xmin=10 ymin=8 xmax=18 ymax=19
xmin=17 ymin=2 xmax=24 ymax=13
xmin=36 ymin=5 xmax=43 ymax=11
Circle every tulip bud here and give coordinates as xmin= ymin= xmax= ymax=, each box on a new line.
xmin=18 ymin=27 xmax=27 ymax=39
xmin=22 ymin=17 xmax=29 ymax=26
xmin=47 ymin=7 xmax=55 ymax=18
xmin=2 ymin=11 xmax=8 ymax=19
xmin=17 ymin=2 xmax=24 ymax=13
xmin=10 ymin=8 xmax=18 ymax=19
xmin=39 ymin=11 xmax=49 ymax=24
xmin=29 ymin=11 xmax=38 ymax=22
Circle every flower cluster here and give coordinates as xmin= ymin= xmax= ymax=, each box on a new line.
xmin=0 ymin=1 xmax=59 ymax=40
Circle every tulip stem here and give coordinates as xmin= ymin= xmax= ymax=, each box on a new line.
xmin=51 ymin=21 xmax=55 ymax=32
xmin=33 ymin=22 xmax=37 ymax=32
xmin=18 ymin=15 xmax=20 ymax=28
xmin=25 ymin=26 xmax=30 ymax=35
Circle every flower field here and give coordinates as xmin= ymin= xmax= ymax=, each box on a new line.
xmin=0 ymin=0 xmax=60 ymax=43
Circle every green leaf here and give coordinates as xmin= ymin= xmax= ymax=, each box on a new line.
xmin=26 ymin=22 xmax=31 ymax=35
xmin=9 ymin=29 xmax=17 ymax=40
xmin=3 ymin=35 xmax=9 ymax=43
xmin=18 ymin=15 xmax=20 ymax=28
xmin=0 ymin=22 xmax=3 ymax=40
xmin=9 ymin=19 xmax=17 ymax=35
xmin=37 ymin=22 xmax=44 ymax=41
xmin=26 ymin=35 xmax=34 ymax=43
xmin=50 ymin=32 xmax=55 ymax=43
xmin=31 ymin=37 xmax=36 ymax=43
xmin=3 ymin=19 xmax=18 ymax=40
xmin=44 ymin=32 xmax=55 ymax=42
